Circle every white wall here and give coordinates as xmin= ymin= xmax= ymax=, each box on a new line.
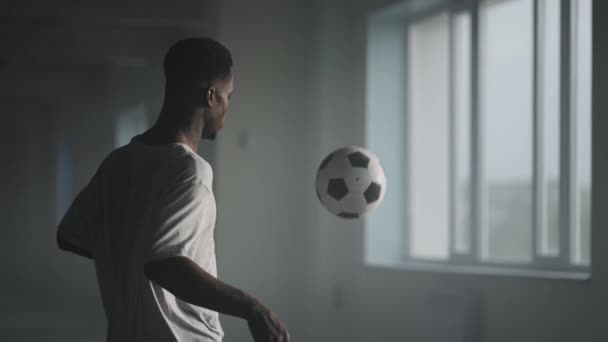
xmin=215 ymin=0 xmax=608 ymax=341
xmin=213 ymin=1 xmax=323 ymax=341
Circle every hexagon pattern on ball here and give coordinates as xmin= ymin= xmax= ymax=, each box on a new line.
xmin=315 ymin=146 xmax=386 ymax=219
xmin=347 ymin=151 xmax=370 ymax=168
xmin=338 ymin=212 xmax=359 ymax=219
xmin=327 ymin=178 xmax=348 ymax=200
xmin=364 ymin=182 xmax=381 ymax=204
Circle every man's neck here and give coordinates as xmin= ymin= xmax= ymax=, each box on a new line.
xmin=140 ymin=122 xmax=201 ymax=151
xmin=147 ymin=107 xmax=204 ymax=151
xmin=175 ymin=128 xmax=201 ymax=152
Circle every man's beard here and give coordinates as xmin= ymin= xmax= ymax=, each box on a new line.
xmin=201 ymin=126 xmax=217 ymax=140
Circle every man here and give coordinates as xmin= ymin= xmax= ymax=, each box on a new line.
xmin=57 ymin=37 xmax=290 ymax=342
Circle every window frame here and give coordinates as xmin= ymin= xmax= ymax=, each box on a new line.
xmin=366 ymin=0 xmax=591 ymax=279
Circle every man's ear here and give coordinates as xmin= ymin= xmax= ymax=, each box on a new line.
xmin=205 ymin=86 xmax=216 ymax=108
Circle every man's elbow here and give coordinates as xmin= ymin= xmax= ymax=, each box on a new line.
xmin=144 ymin=257 xmax=178 ymax=283
xmin=144 ymin=257 xmax=192 ymax=288
xmin=56 ymin=232 xmax=93 ymax=259
xmin=56 ymin=231 xmax=67 ymax=250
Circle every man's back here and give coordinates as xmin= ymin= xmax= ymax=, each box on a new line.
xmin=59 ymin=136 xmax=224 ymax=341
xmin=58 ymin=37 xmax=290 ymax=342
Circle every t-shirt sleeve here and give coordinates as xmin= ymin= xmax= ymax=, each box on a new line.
xmin=145 ymin=176 xmax=212 ymax=263
xmin=57 ymin=169 xmax=102 ymax=253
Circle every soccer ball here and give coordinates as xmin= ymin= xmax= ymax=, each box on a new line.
xmin=315 ymin=146 xmax=387 ymax=219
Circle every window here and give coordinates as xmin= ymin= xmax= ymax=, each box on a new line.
xmin=115 ymin=103 xmax=149 ymax=148
xmin=56 ymin=142 xmax=73 ymax=224
xmin=366 ymin=0 xmax=591 ymax=278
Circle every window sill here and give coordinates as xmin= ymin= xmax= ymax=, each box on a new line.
xmin=365 ymin=259 xmax=591 ymax=281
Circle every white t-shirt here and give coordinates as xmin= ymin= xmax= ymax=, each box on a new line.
xmin=58 ymin=135 xmax=224 ymax=342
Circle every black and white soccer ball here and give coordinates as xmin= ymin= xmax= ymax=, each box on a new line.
xmin=315 ymin=146 xmax=387 ymax=219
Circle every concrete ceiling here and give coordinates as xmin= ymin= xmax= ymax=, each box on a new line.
xmin=0 ymin=0 xmax=217 ymax=101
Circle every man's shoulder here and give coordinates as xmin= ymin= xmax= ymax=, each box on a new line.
xmin=168 ymin=147 xmax=214 ymax=191
xmin=100 ymin=141 xmax=213 ymax=190
xmin=173 ymin=146 xmax=212 ymax=188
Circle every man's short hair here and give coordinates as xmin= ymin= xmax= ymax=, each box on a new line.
xmin=163 ymin=37 xmax=233 ymax=88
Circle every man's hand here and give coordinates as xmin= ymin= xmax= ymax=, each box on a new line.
xmin=247 ymin=303 xmax=290 ymax=342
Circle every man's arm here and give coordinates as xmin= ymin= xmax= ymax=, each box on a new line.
xmin=57 ymin=232 xmax=93 ymax=260
xmin=144 ymin=256 xmax=258 ymax=319
xmin=144 ymin=256 xmax=290 ymax=341
xmin=56 ymin=167 xmax=102 ymax=260
xmin=143 ymin=178 xmax=289 ymax=340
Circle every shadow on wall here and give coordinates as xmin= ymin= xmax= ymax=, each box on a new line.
xmin=1 ymin=1 xmax=222 ymax=338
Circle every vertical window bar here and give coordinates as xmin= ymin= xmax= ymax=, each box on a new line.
xmin=449 ymin=12 xmax=457 ymax=258
xmin=559 ymin=0 xmax=572 ymax=265
xmin=452 ymin=8 xmax=473 ymax=259
xmin=402 ymin=25 xmax=411 ymax=260
xmin=570 ymin=0 xmax=591 ymax=266
xmin=572 ymin=0 xmax=592 ymax=266
xmin=533 ymin=0 xmax=542 ymax=261
xmin=471 ymin=0 xmax=482 ymax=263
xmin=536 ymin=0 xmax=563 ymax=261
xmin=570 ymin=0 xmax=579 ymax=265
